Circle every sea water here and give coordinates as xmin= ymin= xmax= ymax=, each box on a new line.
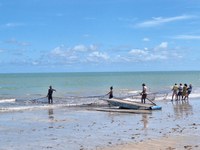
xmin=1 ymin=71 xmax=200 ymax=112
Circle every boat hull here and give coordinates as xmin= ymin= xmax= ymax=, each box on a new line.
xmin=104 ymin=98 xmax=159 ymax=110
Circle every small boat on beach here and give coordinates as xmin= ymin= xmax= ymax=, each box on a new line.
xmin=89 ymin=107 xmax=152 ymax=114
xmin=102 ymin=98 xmax=162 ymax=110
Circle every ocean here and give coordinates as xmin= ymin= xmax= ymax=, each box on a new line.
xmin=1 ymin=71 xmax=200 ymax=112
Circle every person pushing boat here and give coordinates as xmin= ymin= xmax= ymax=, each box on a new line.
xmin=47 ymin=86 xmax=56 ymax=104
xmin=141 ymin=83 xmax=147 ymax=103
xmin=186 ymin=84 xmax=192 ymax=99
xmin=106 ymin=86 xmax=113 ymax=99
xmin=177 ymin=83 xmax=183 ymax=100
xmin=182 ymin=83 xmax=188 ymax=100
xmin=171 ymin=83 xmax=178 ymax=101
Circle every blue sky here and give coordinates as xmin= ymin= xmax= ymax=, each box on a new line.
xmin=1 ymin=0 xmax=200 ymax=73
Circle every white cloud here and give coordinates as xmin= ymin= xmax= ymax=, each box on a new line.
xmin=155 ymin=42 xmax=168 ymax=50
xmin=73 ymin=44 xmax=97 ymax=52
xmin=4 ymin=22 xmax=25 ymax=28
xmin=5 ymin=38 xmax=30 ymax=46
xmin=115 ymin=55 xmax=131 ymax=62
xmin=89 ymin=44 xmax=98 ymax=51
xmin=87 ymin=51 xmax=109 ymax=62
xmin=36 ymin=42 xmax=184 ymax=67
xmin=135 ymin=15 xmax=194 ymax=28
xmin=145 ymin=54 xmax=168 ymax=61
xmin=73 ymin=45 xmax=88 ymax=52
xmin=68 ymin=55 xmax=78 ymax=60
xmin=129 ymin=49 xmax=148 ymax=56
xmin=143 ymin=38 xmax=150 ymax=42
xmin=51 ymin=44 xmax=98 ymax=58
xmin=49 ymin=44 xmax=109 ymax=64
xmin=159 ymin=42 xmax=168 ymax=48
xmin=32 ymin=61 xmax=39 ymax=65
xmin=127 ymin=42 xmax=182 ymax=62
xmin=173 ymin=35 xmax=200 ymax=40
xmin=51 ymin=45 xmax=68 ymax=57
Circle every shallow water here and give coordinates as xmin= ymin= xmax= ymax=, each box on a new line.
xmin=1 ymin=71 xmax=200 ymax=114
xmin=0 ymin=98 xmax=200 ymax=150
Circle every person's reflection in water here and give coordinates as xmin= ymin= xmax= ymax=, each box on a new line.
xmin=173 ymin=100 xmax=193 ymax=119
xmin=48 ymin=108 xmax=54 ymax=128
xmin=141 ymin=114 xmax=148 ymax=130
xmin=48 ymin=108 xmax=54 ymax=119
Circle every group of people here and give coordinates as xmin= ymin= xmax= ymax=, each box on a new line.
xmin=107 ymin=82 xmax=193 ymax=104
xmin=47 ymin=82 xmax=192 ymax=105
xmin=171 ymin=83 xmax=192 ymax=101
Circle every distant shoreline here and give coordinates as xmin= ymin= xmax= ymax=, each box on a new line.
xmin=1 ymin=70 xmax=200 ymax=74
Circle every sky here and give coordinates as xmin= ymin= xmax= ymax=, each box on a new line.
xmin=1 ymin=0 xmax=200 ymax=73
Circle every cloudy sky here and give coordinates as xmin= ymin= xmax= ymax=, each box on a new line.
xmin=0 ymin=0 xmax=200 ymax=73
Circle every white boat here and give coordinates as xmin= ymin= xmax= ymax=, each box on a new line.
xmin=102 ymin=98 xmax=162 ymax=110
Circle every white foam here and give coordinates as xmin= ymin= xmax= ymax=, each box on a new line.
xmin=123 ymin=98 xmax=141 ymax=102
xmin=158 ymin=92 xmax=200 ymax=101
xmin=0 ymin=99 xmax=16 ymax=103
xmin=128 ymin=90 xmax=140 ymax=94
xmin=0 ymin=103 xmax=87 ymax=113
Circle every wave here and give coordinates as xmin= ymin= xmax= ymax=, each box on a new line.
xmin=1 ymin=87 xmax=200 ymax=113
xmin=0 ymin=98 xmax=108 ymax=113
xmin=0 ymin=103 xmax=86 ymax=113
xmin=127 ymin=89 xmax=200 ymax=100
xmin=0 ymin=99 xmax=16 ymax=103
xmin=0 ymin=104 xmax=69 ymax=113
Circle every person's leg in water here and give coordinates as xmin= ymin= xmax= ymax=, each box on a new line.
xmin=48 ymin=97 xmax=51 ymax=104
xmin=48 ymin=96 xmax=53 ymax=104
xmin=141 ymin=95 xmax=144 ymax=103
xmin=142 ymin=94 xmax=146 ymax=103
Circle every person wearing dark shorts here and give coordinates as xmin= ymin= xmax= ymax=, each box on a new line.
xmin=47 ymin=86 xmax=56 ymax=104
xmin=106 ymin=86 xmax=113 ymax=99
xmin=186 ymin=84 xmax=192 ymax=100
xmin=178 ymin=83 xmax=183 ymax=100
xmin=141 ymin=83 xmax=147 ymax=103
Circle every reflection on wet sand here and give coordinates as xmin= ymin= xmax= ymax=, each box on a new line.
xmin=141 ymin=114 xmax=148 ymax=129
xmin=172 ymin=100 xmax=193 ymax=118
xmin=48 ymin=108 xmax=54 ymax=128
xmin=48 ymin=108 xmax=54 ymax=118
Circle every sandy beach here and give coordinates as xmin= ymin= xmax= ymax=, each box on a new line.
xmin=102 ymin=135 xmax=200 ymax=150
xmin=0 ymin=98 xmax=200 ymax=150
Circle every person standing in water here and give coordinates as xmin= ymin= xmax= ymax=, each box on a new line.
xmin=106 ymin=86 xmax=113 ymax=99
xmin=177 ymin=83 xmax=183 ymax=100
xmin=186 ymin=84 xmax=192 ymax=99
xmin=182 ymin=83 xmax=188 ymax=100
xmin=47 ymin=86 xmax=56 ymax=104
xmin=141 ymin=83 xmax=147 ymax=103
xmin=171 ymin=83 xmax=178 ymax=101
xmin=184 ymin=84 xmax=192 ymax=100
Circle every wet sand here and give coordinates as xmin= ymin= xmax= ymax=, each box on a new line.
xmin=102 ymin=135 xmax=200 ymax=150
xmin=0 ymin=99 xmax=200 ymax=150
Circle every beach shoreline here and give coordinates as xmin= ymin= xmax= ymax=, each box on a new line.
xmin=0 ymin=98 xmax=200 ymax=150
